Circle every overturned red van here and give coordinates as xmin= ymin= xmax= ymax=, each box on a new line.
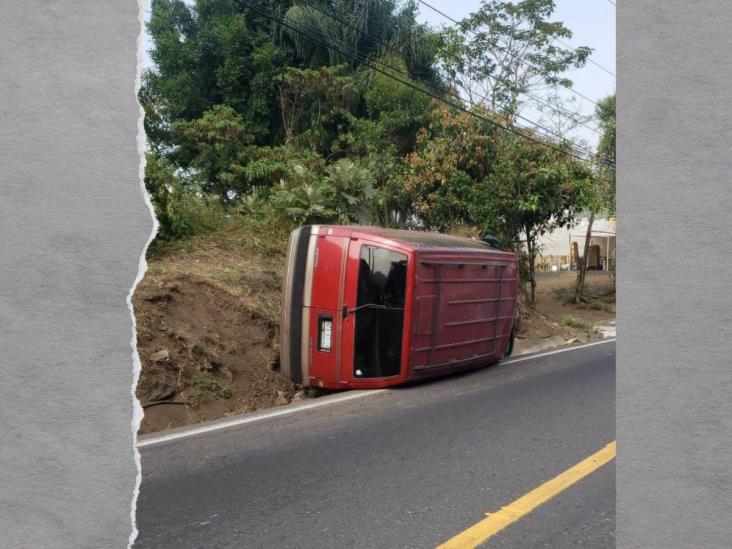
xmin=280 ymin=225 xmax=519 ymax=389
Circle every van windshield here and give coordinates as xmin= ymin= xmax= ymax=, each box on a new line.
xmin=354 ymin=245 xmax=407 ymax=378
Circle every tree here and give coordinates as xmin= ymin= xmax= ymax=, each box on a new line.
xmin=401 ymin=104 xmax=499 ymax=231
xmin=142 ymin=0 xmax=444 ymax=204
xmin=142 ymin=0 xmax=294 ymax=159
xmin=275 ymin=65 xmax=359 ymax=150
xmin=402 ymin=105 xmax=595 ymax=307
xmin=535 ymin=89 xmax=593 ymax=140
xmin=595 ymin=94 xmax=616 ymax=215
xmin=439 ymin=0 xmax=591 ymax=115
xmin=144 ymin=152 xmax=192 ymax=240
xmin=573 ymin=93 xmax=615 ymax=303
xmin=323 ymin=158 xmax=379 ymax=223
xmin=363 ymin=53 xmax=434 ymax=154
xmin=282 ymin=0 xmax=440 ymax=86
xmin=482 ymin=132 xmax=595 ymax=307
xmin=173 ymin=104 xmax=255 ymax=200
xmin=271 ymin=178 xmax=335 ymax=224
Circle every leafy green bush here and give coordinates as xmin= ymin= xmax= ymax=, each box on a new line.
xmin=172 ymin=105 xmax=255 ymax=200
xmin=145 ymin=153 xmax=228 ymax=241
xmin=323 ymin=159 xmax=379 ymax=223
xmin=268 ymin=158 xmax=381 ymax=225
xmin=271 ymin=178 xmax=336 ymax=225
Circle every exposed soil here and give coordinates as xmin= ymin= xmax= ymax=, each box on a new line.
xmin=134 ymin=274 xmax=301 ymax=434
xmin=512 ymin=270 xmax=615 ymax=354
xmin=513 ymin=293 xmax=593 ymax=354
xmin=133 ymin=221 xmax=305 ymax=435
xmin=532 ymin=271 xmax=616 ymax=324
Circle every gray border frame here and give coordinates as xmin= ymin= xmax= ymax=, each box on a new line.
xmin=0 ymin=2 xmax=151 ymax=547
xmin=3 ymin=0 xmax=732 ymax=546
xmin=618 ymin=1 xmax=732 ymax=546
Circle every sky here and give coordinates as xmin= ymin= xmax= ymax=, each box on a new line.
xmin=142 ymin=0 xmax=615 ymax=148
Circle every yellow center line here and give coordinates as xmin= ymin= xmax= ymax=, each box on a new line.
xmin=436 ymin=441 xmax=617 ymax=549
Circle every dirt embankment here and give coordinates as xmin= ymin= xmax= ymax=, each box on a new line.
xmin=134 ymin=275 xmax=300 ymax=434
xmin=532 ymin=271 xmax=616 ymax=323
xmin=512 ymin=271 xmax=614 ymax=349
xmin=133 ymin=223 xmax=305 ymax=434
xmin=513 ymin=271 xmax=615 ymax=354
xmin=134 ymin=226 xmax=614 ymax=434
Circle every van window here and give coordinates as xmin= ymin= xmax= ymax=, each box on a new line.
xmin=354 ymin=246 xmax=407 ymax=378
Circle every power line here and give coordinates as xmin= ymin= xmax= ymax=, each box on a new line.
xmin=277 ymin=3 xmax=599 ymax=161
xmin=607 ymin=0 xmax=616 ymax=7
xmin=552 ymin=36 xmax=615 ymax=77
xmin=414 ymin=0 xmax=602 ymax=108
xmin=282 ymin=3 xmax=561 ymax=145
xmin=294 ymin=0 xmax=603 ymax=137
xmin=251 ymin=0 xmax=611 ymax=166
xmin=297 ymin=0 xmax=408 ymax=62
xmin=241 ymin=0 xmax=613 ymax=167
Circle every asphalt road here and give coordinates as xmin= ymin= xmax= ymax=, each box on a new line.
xmin=135 ymin=340 xmax=615 ymax=548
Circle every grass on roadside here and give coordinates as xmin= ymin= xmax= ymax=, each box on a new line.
xmin=553 ymin=282 xmax=616 ymax=313
xmin=144 ymin=215 xmax=292 ymax=328
xmin=190 ymin=376 xmax=233 ymax=407
xmin=560 ymin=315 xmax=593 ymax=332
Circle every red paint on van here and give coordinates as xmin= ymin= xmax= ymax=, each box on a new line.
xmin=280 ymin=225 xmax=519 ymax=389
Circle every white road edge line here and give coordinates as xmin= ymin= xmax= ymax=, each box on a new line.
xmin=137 ymin=389 xmax=388 ymax=448
xmin=137 ymin=338 xmax=615 ymax=449
xmin=503 ymin=337 xmax=616 ymax=366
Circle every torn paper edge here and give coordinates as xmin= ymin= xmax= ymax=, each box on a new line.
xmin=129 ymin=0 xmax=157 ymax=546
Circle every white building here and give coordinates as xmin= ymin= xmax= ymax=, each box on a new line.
xmin=534 ymin=216 xmax=616 ymax=272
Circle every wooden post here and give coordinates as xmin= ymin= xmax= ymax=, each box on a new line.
xmin=569 ymin=234 xmax=572 ymax=269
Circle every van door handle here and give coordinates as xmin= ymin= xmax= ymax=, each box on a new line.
xmin=343 ymin=304 xmax=402 ymax=318
xmin=343 ymin=304 xmax=374 ymax=318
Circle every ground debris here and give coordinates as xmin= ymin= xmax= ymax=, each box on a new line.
xmin=274 ymin=390 xmax=290 ymax=406
xmin=150 ymin=349 xmax=170 ymax=363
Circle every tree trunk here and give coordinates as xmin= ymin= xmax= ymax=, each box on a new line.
xmin=526 ymin=228 xmax=537 ymax=308
xmin=574 ymin=212 xmax=595 ymax=304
